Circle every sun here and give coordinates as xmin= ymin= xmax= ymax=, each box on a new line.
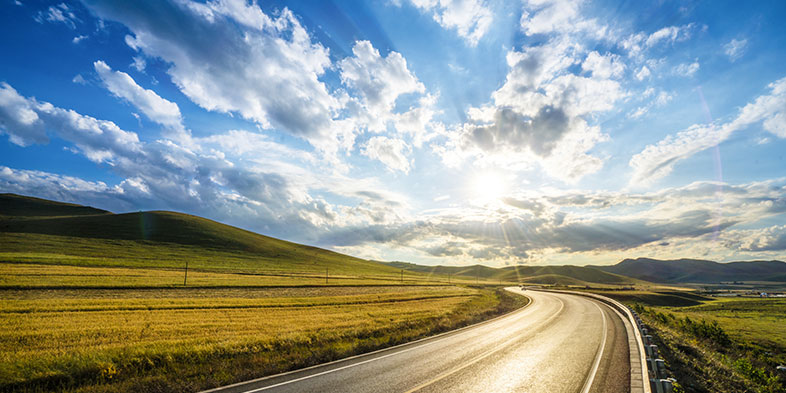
xmin=471 ymin=171 xmax=507 ymax=203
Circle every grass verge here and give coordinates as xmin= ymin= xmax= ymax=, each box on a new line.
xmin=595 ymin=290 xmax=786 ymax=393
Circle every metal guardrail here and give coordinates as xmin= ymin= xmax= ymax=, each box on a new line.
xmin=630 ymin=309 xmax=677 ymax=393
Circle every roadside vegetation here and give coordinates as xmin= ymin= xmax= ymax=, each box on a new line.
xmin=597 ymin=289 xmax=786 ymax=393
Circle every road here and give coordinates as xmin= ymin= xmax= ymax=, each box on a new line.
xmin=203 ymin=289 xmax=631 ymax=393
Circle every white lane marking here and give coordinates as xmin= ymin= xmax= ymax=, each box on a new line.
xmin=403 ymin=296 xmax=567 ymax=393
xmin=580 ymin=301 xmax=609 ymax=393
xmin=237 ymin=291 xmax=543 ymax=393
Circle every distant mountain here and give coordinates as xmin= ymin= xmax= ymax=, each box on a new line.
xmin=383 ymin=261 xmax=643 ymax=286
xmin=593 ymin=258 xmax=786 ymax=283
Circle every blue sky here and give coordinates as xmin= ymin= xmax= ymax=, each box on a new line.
xmin=1 ymin=0 xmax=785 ymax=266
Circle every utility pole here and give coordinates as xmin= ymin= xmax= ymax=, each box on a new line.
xmin=401 ymin=269 xmax=404 ymax=283
xmin=448 ymin=273 xmax=451 ymax=284
xmin=476 ymin=266 xmax=479 ymax=284
xmin=325 ymin=267 xmax=328 ymax=284
xmin=183 ymin=260 xmax=189 ymax=286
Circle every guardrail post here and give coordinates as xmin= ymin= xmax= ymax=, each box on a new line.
xmin=650 ymin=378 xmax=674 ymax=393
xmin=645 ymin=344 xmax=659 ymax=358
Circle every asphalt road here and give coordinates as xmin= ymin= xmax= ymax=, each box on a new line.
xmin=203 ymin=289 xmax=631 ymax=393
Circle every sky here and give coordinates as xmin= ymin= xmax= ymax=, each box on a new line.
xmin=1 ymin=0 xmax=785 ymax=267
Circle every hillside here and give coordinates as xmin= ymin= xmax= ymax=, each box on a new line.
xmin=383 ymin=261 xmax=643 ymax=286
xmin=594 ymin=258 xmax=786 ymax=283
xmin=0 ymin=193 xmax=109 ymax=217
xmin=0 ymin=193 xmax=399 ymax=276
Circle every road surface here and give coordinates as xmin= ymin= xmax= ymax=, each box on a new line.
xmin=203 ymin=289 xmax=631 ymax=393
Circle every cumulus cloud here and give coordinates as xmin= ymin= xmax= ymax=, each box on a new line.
xmin=635 ymin=66 xmax=651 ymax=81
xmin=630 ymin=77 xmax=786 ymax=185
xmin=94 ymin=60 xmax=183 ymax=129
xmin=725 ymin=225 xmax=786 ymax=252
xmin=361 ymin=136 xmax=412 ymax=173
xmin=0 ymin=83 xmax=47 ymax=146
xmin=0 ymin=83 xmax=142 ymax=163
xmin=673 ymin=60 xmax=700 ymax=77
xmin=130 ymin=56 xmax=146 ymax=72
xmin=582 ymin=51 xmax=625 ymax=79
xmin=724 ymin=38 xmax=748 ymax=62
xmin=83 ymin=1 xmax=437 ymax=165
xmin=407 ymin=0 xmax=493 ymax=46
xmin=35 ymin=3 xmax=79 ymax=28
xmin=520 ymin=0 xmax=604 ymax=38
xmin=83 ymin=0 xmax=345 ymax=152
xmin=339 ymin=41 xmax=425 ymax=133
xmin=441 ymin=23 xmax=624 ymax=181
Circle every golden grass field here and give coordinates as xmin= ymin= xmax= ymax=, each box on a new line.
xmin=0 ymin=263 xmax=527 ymax=393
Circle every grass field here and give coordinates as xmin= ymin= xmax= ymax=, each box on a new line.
xmin=596 ymin=289 xmax=786 ymax=393
xmin=0 ymin=284 xmax=528 ymax=392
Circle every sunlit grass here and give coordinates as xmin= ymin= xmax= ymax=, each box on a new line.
xmin=0 ymin=285 xmax=526 ymax=392
xmin=597 ymin=289 xmax=786 ymax=392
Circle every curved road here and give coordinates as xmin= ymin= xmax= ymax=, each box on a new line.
xmin=203 ymin=289 xmax=631 ymax=393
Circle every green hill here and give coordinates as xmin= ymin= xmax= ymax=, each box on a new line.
xmin=518 ymin=274 xmax=591 ymax=286
xmin=0 ymin=193 xmax=109 ymax=217
xmin=0 ymin=193 xmax=399 ymax=277
xmin=383 ymin=261 xmax=644 ymax=286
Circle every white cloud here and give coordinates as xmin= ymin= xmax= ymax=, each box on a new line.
xmin=361 ymin=136 xmax=412 ymax=173
xmin=339 ymin=40 xmax=425 ymax=133
xmin=629 ymin=90 xmax=672 ymax=119
xmin=673 ymin=60 xmax=700 ymax=77
xmin=408 ymin=0 xmax=493 ymax=46
xmin=72 ymin=74 xmax=87 ymax=85
xmin=520 ymin=0 xmax=604 ymax=38
xmin=0 ymin=83 xmax=142 ymax=163
xmin=85 ymin=1 xmax=346 ymax=153
xmin=724 ymin=38 xmax=748 ymax=62
xmin=443 ymin=32 xmax=624 ymax=182
xmin=130 ymin=56 xmax=146 ymax=72
xmin=72 ymin=35 xmax=87 ymax=44
xmin=644 ymin=24 xmax=693 ymax=47
xmin=36 ymin=3 xmax=78 ymax=28
xmin=635 ymin=66 xmax=651 ymax=81
xmin=582 ymin=51 xmax=625 ymax=79
xmin=94 ymin=60 xmax=183 ymax=129
xmin=630 ymin=77 xmax=786 ymax=185
xmin=0 ymin=83 xmax=47 ymax=146
xmin=724 ymin=225 xmax=786 ymax=252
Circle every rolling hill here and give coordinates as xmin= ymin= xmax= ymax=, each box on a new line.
xmin=593 ymin=257 xmax=786 ymax=283
xmin=383 ymin=261 xmax=643 ymax=286
xmin=0 ymin=193 xmax=400 ymax=276
xmin=0 ymin=193 xmax=109 ymax=217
